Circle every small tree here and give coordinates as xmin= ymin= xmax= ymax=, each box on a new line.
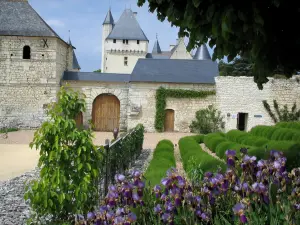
xmin=263 ymin=100 xmax=300 ymax=123
xmin=24 ymin=87 xmax=102 ymax=222
xmin=189 ymin=105 xmax=225 ymax=134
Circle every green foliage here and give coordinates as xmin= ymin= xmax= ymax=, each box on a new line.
xmin=190 ymin=134 xmax=205 ymax=143
xmin=144 ymin=140 xmax=175 ymax=186
xmin=106 ymin=124 xmax=145 ymax=183
xmin=203 ymin=133 xmax=227 ymax=152
xmin=189 ymin=105 xmax=225 ymax=134
xmin=0 ymin=127 xmax=18 ymax=133
xmin=155 ymin=87 xmax=215 ymax=132
xmin=24 ymin=87 xmax=102 ymax=221
xmin=137 ymin=0 xmax=300 ymax=89
xmin=276 ymin=121 xmax=300 ymax=130
xmin=179 ymin=136 xmax=226 ymax=176
xmin=263 ymin=100 xmax=300 ymax=123
xmin=219 ymin=58 xmax=253 ymax=77
xmin=225 ymin=130 xmax=248 ymax=142
xmin=93 ymin=69 xmax=101 ymax=73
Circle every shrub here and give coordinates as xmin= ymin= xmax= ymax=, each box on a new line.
xmin=0 ymin=127 xmax=18 ymax=133
xmin=226 ymin=130 xmax=248 ymax=142
xmin=214 ymin=141 xmax=247 ymax=160
xmin=24 ymin=87 xmax=102 ymax=222
xmin=190 ymin=134 xmax=205 ymax=143
xmin=250 ymin=125 xmax=277 ymax=139
xmin=276 ymin=121 xmax=300 ymax=130
xmin=241 ymin=136 xmax=269 ymax=147
xmin=189 ymin=105 xmax=225 ymax=134
xmin=203 ymin=134 xmax=227 ymax=153
xmin=179 ymin=137 xmax=226 ymax=175
xmin=144 ymin=139 xmax=175 ymax=186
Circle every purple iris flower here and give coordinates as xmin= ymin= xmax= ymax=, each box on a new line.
xmin=108 ymin=185 xmax=117 ymax=192
xmin=226 ymin=150 xmax=236 ymax=157
xmin=177 ymin=176 xmax=186 ymax=187
xmin=116 ymin=207 xmax=125 ymax=216
xmin=226 ymin=150 xmax=236 ymax=167
xmin=294 ymin=203 xmax=300 ymax=210
xmin=115 ymin=174 xmax=125 ymax=182
xmin=233 ymin=203 xmax=247 ymax=223
xmin=114 ymin=216 xmax=125 ymax=224
xmin=154 ymin=204 xmax=162 ymax=214
xmin=87 ymin=212 xmax=95 ymax=220
xmin=106 ymin=211 xmax=114 ymax=220
xmin=195 ymin=209 xmax=202 ymax=217
xmin=165 ymin=200 xmax=174 ymax=212
xmin=257 ymin=159 xmax=267 ymax=168
xmin=132 ymin=170 xmax=141 ymax=178
xmin=128 ymin=212 xmax=137 ymax=222
xmin=161 ymin=177 xmax=171 ymax=186
xmin=201 ymin=212 xmax=209 ymax=221
xmin=161 ymin=212 xmax=171 ymax=222
xmin=252 ymin=182 xmax=267 ymax=194
xmin=205 ymin=171 xmax=213 ymax=178
xmin=133 ymin=192 xmax=140 ymax=202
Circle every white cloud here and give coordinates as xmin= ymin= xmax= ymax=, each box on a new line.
xmin=46 ymin=19 xmax=65 ymax=27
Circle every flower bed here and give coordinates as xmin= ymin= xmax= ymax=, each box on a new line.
xmin=144 ymin=140 xmax=176 ymax=186
xmin=75 ymin=149 xmax=300 ymax=225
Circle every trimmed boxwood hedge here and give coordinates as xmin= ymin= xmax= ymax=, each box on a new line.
xmin=144 ymin=139 xmax=175 ymax=186
xmin=276 ymin=122 xmax=300 ymax=130
xmin=179 ymin=137 xmax=226 ymax=175
xmin=240 ymin=136 xmax=269 ymax=147
xmin=190 ymin=134 xmax=205 ymax=144
xmin=226 ymin=130 xmax=248 ymax=142
xmin=203 ymin=134 xmax=227 ymax=153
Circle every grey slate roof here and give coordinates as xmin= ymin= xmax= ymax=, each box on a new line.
xmin=131 ymin=59 xmax=218 ymax=84
xmin=103 ymin=9 xmax=114 ymax=25
xmin=194 ymin=44 xmax=211 ymax=60
xmin=0 ymin=0 xmax=61 ymax=38
xmin=152 ymin=40 xmax=162 ymax=54
xmin=72 ymin=51 xmax=81 ymax=70
xmin=106 ymin=9 xmax=148 ymax=41
xmin=63 ymin=72 xmax=130 ymax=82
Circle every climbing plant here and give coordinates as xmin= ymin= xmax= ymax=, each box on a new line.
xmin=155 ymin=87 xmax=215 ymax=132
xmin=262 ymin=100 xmax=300 ymax=123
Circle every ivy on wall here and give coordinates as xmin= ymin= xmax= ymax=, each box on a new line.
xmin=155 ymin=87 xmax=216 ymax=132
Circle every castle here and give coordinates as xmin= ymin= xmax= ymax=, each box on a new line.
xmin=1 ymin=0 xmax=299 ymax=133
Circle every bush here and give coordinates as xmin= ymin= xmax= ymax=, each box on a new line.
xmin=215 ymin=141 xmax=247 ymax=160
xmin=203 ymin=133 xmax=227 ymax=153
xmin=240 ymin=136 xmax=269 ymax=147
xmin=179 ymin=137 xmax=226 ymax=175
xmin=144 ymin=140 xmax=175 ymax=186
xmin=226 ymin=130 xmax=248 ymax=142
xmin=276 ymin=121 xmax=300 ymax=130
xmin=190 ymin=134 xmax=205 ymax=143
xmin=24 ymin=87 xmax=102 ymax=222
xmin=189 ymin=105 xmax=225 ymax=134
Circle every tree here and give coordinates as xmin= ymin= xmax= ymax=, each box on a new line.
xmin=94 ymin=69 xmax=101 ymax=73
xmin=137 ymin=0 xmax=300 ymax=89
xmin=219 ymin=58 xmax=253 ymax=77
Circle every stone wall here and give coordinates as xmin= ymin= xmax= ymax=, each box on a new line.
xmin=61 ymin=81 xmax=129 ymax=131
xmin=215 ymin=76 xmax=300 ymax=132
xmin=127 ymin=82 xmax=216 ymax=132
xmin=0 ymin=36 xmax=68 ymax=128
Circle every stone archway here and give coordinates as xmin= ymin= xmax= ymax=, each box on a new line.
xmin=92 ymin=94 xmax=120 ymax=131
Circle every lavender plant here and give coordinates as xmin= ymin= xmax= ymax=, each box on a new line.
xmin=74 ymin=149 xmax=299 ymax=225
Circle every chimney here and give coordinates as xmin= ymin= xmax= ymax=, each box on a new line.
xmin=133 ymin=12 xmax=137 ymax=17
xmin=169 ymin=44 xmax=176 ymax=50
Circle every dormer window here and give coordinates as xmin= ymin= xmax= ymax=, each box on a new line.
xmin=23 ymin=45 xmax=31 ymax=59
xmin=137 ymin=40 xmax=140 ymax=44
xmin=113 ymin=39 xmax=116 ymax=43
xmin=123 ymin=39 xmax=129 ymax=45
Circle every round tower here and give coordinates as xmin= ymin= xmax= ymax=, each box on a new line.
xmin=101 ymin=9 xmax=114 ymax=72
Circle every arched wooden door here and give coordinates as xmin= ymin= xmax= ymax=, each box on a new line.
xmin=92 ymin=94 xmax=120 ymax=131
xmin=75 ymin=112 xmax=83 ymax=127
xmin=164 ymin=109 xmax=175 ymax=132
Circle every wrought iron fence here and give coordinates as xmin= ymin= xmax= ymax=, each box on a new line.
xmin=98 ymin=124 xmax=144 ymax=199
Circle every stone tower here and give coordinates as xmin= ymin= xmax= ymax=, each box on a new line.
xmin=102 ymin=9 xmax=149 ymax=74
xmin=101 ymin=8 xmax=114 ymax=72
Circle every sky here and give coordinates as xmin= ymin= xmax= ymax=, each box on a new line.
xmin=29 ymin=0 xmax=215 ymax=72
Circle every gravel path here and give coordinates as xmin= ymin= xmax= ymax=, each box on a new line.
xmin=0 ymin=149 xmax=153 ymax=225
xmin=200 ymin=143 xmax=224 ymax=162
xmin=173 ymin=145 xmax=187 ymax=179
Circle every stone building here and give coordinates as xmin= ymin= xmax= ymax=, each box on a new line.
xmin=1 ymin=0 xmax=299 ymax=133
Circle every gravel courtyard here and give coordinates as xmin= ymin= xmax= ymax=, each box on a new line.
xmin=0 ymin=130 xmax=192 ymax=181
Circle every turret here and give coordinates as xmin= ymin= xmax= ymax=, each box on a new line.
xmin=101 ymin=9 xmax=114 ymax=72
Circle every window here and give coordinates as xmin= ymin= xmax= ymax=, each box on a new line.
xmin=123 ymin=39 xmax=125 ymax=44
xmin=23 ymin=45 xmax=31 ymax=59
xmin=123 ymin=39 xmax=129 ymax=45
xmin=126 ymin=40 xmax=128 ymax=44
xmin=137 ymin=40 xmax=140 ymax=44
xmin=124 ymin=57 xmax=128 ymax=66
xmin=113 ymin=39 xmax=116 ymax=43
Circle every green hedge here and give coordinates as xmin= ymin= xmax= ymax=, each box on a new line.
xmin=155 ymin=87 xmax=216 ymax=132
xmin=179 ymin=137 xmax=226 ymax=175
xmin=203 ymin=133 xmax=227 ymax=153
xmin=240 ymin=136 xmax=269 ymax=147
xmin=190 ymin=134 xmax=205 ymax=144
xmin=276 ymin=122 xmax=300 ymax=130
xmin=144 ymin=139 xmax=175 ymax=186
xmin=226 ymin=130 xmax=248 ymax=142
xmin=0 ymin=127 xmax=18 ymax=133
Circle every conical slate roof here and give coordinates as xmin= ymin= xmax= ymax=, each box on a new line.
xmin=194 ymin=44 xmax=211 ymax=60
xmin=152 ymin=40 xmax=162 ymax=54
xmin=0 ymin=0 xmax=60 ymax=38
xmin=68 ymin=38 xmax=81 ymax=70
xmin=103 ymin=9 xmax=114 ymax=25
xmin=107 ymin=9 xmax=148 ymax=41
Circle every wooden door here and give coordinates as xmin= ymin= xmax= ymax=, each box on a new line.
xmin=164 ymin=109 xmax=175 ymax=132
xmin=75 ymin=112 xmax=83 ymax=127
xmin=92 ymin=94 xmax=120 ymax=131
